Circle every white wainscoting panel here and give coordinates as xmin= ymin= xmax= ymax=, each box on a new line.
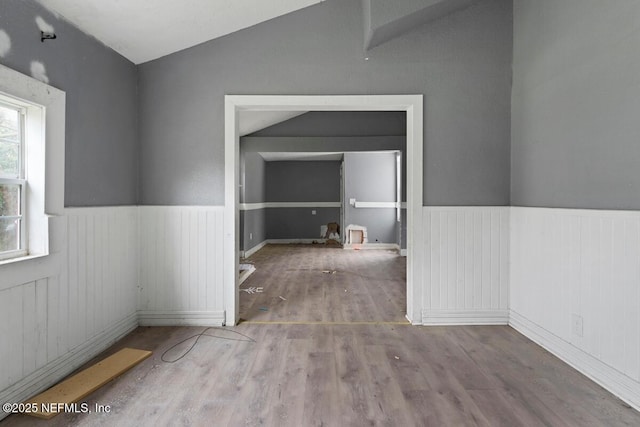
xmin=0 ymin=207 xmax=138 ymax=418
xmin=138 ymin=206 xmax=225 ymax=326
xmin=510 ymin=207 xmax=640 ymax=410
xmin=421 ymin=207 xmax=510 ymax=324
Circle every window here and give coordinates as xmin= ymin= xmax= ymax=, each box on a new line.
xmin=0 ymin=98 xmax=26 ymax=260
xmin=0 ymin=64 xmax=65 ymax=266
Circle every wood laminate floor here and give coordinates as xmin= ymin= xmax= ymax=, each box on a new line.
xmin=239 ymin=244 xmax=407 ymax=323
xmin=3 ymin=246 xmax=639 ymax=426
xmin=3 ymin=324 xmax=639 ymax=426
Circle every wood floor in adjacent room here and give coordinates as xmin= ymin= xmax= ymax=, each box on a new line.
xmin=3 ymin=246 xmax=639 ymax=426
xmin=239 ymin=244 xmax=407 ymax=323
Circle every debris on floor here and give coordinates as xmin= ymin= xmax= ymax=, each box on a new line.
xmin=240 ymin=286 xmax=263 ymax=294
xmin=239 ymin=263 xmax=256 ymax=285
xmin=24 ymin=348 xmax=152 ymax=419
xmin=279 ymin=296 xmax=287 ymax=301
xmin=321 ymin=222 xmax=342 ymax=246
xmin=259 ymin=307 xmax=268 ymax=312
xmin=322 ymin=270 xmax=337 ymax=274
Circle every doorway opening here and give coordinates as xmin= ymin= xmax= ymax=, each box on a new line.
xmin=224 ymin=95 xmax=424 ymax=326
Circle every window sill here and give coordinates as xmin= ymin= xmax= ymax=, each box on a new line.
xmin=0 ymin=252 xmax=48 ymax=267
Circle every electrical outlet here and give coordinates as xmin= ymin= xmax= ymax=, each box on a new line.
xmin=249 ymin=232 xmax=253 ymax=240
xmin=311 ymin=210 xmax=316 ymax=215
xmin=572 ymin=314 xmax=583 ymax=337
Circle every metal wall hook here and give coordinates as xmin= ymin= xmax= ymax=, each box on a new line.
xmin=41 ymin=31 xmax=56 ymax=42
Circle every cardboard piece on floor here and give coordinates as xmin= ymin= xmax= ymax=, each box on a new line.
xmin=24 ymin=347 xmax=152 ymax=419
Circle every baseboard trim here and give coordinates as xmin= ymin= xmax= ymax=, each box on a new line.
xmin=344 ymin=243 xmax=400 ymax=251
xmin=509 ymin=310 xmax=640 ymax=412
xmin=137 ymin=311 xmax=225 ymax=327
xmin=266 ymin=239 xmax=328 ymax=245
xmin=0 ymin=311 xmax=138 ymax=421
xmin=242 ymin=240 xmax=268 ymax=258
xmin=422 ymin=309 xmax=509 ymax=325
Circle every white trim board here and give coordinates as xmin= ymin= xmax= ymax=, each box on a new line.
xmin=510 ymin=311 xmax=640 ymax=412
xmin=225 ymin=95 xmax=424 ymax=326
xmin=240 ymin=202 xmax=341 ymax=211
xmin=138 ymin=311 xmax=226 ymax=327
xmin=241 ymin=240 xmax=268 ymax=259
xmin=353 ymin=201 xmax=398 ymax=209
xmin=422 ymin=310 xmax=509 ymax=326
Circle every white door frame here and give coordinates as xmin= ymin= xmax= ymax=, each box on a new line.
xmin=224 ymin=95 xmax=424 ymax=326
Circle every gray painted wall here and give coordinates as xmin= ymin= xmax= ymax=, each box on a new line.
xmin=139 ymin=0 xmax=512 ymax=206
xmin=241 ymin=152 xmax=266 ymax=203
xmin=266 ymin=208 xmax=340 ymax=240
xmin=266 ymin=161 xmax=341 ymax=202
xmin=241 ymin=159 xmax=342 ymax=248
xmin=241 ymin=210 xmax=266 ymax=252
xmin=265 ymin=161 xmax=340 ymax=240
xmin=242 ymin=136 xmax=405 ymax=158
xmin=240 ymin=152 xmax=266 ymax=251
xmin=1 ymin=0 xmax=138 ymax=206
xmin=511 ymin=0 xmax=640 ymax=209
xmin=243 ymin=135 xmax=407 ymax=201
xmin=344 ymin=152 xmax=398 ymax=243
xmin=251 ymin=111 xmax=406 ymax=137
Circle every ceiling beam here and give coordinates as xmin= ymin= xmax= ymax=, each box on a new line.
xmin=363 ymin=0 xmax=478 ymax=52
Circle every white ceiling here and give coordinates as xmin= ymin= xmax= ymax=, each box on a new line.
xmin=36 ymin=0 xmax=324 ymax=64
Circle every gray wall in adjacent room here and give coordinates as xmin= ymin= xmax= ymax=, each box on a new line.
xmin=266 ymin=161 xmax=341 ymax=202
xmin=266 ymin=208 xmax=341 ymax=240
xmin=139 ymin=0 xmax=512 ymax=206
xmin=241 ymin=210 xmax=266 ymax=252
xmin=511 ymin=0 xmax=640 ymax=209
xmin=240 ymin=152 xmax=266 ymax=251
xmin=241 ymin=152 xmax=266 ymax=203
xmin=265 ymin=161 xmax=341 ymax=240
xmin=242 ymin=137 xmax=407 ymax=201
xmin=251 ymin=111 xmax=406 ymax=137
xmin=0 ymin=0 xmax=138 ymax=206
xmin=344 ymin=152 xmax=398 ymax=244
xmin=242 ymin=136 xmax=405 ymax=154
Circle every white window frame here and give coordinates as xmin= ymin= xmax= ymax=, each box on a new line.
xmin=0 ymin=97 xmax=28 ymax=260
xmin=0 ymin=64 xmax=65 ymax=267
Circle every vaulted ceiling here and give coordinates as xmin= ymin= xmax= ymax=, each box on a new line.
xmin=37 ymin=0 xmax=478 ymax=65
xmin=36 ymin=0 xmax=326 ymax=64
xmin=36 ymin=0 xmax=479 ymax=133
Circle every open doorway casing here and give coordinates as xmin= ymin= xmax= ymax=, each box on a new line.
xmin=224 ymin=95 xmax=423 ymax=326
